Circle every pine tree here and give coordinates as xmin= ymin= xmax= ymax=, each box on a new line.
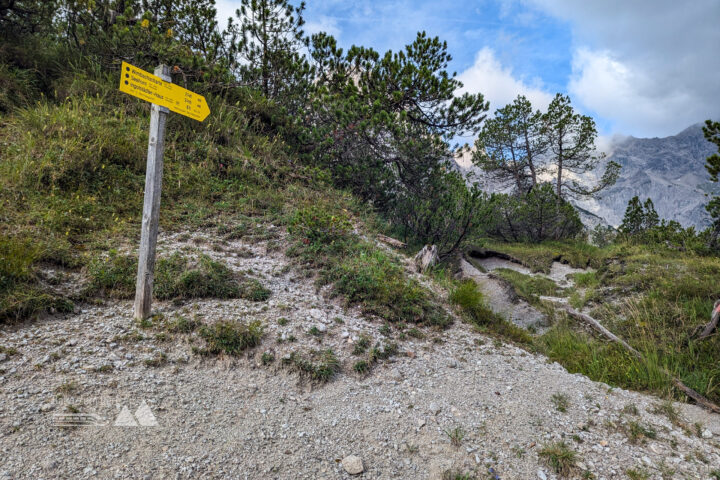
xmin=473 ymin=95 xmax=545 ymax=193
xmin=620 ymin=196 xmax=644 ymax=235
xmin=229 ymin=0 xmax=312 ymax=111
xmin=542 ymin=93 xmax=620 ymax=201
xmin=642 ymin=198 xmax=659 ymax=231
xmin=702 ymin=119 xmax=720 ymax=248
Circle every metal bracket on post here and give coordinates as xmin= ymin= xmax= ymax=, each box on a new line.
xmin=133 ymin=64 xmax=171 ymax=320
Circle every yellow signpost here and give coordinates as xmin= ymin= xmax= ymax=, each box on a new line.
xmin=119 ymin=62 xmax=210 ymax=320
xmin=119 ymin=61 xmax=210 ymax=122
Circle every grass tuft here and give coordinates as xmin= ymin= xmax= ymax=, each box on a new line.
xmin=197 ymin=320 xmax=264 ymax=355
xmin=281 ymin=349 xmax=340 ymax=383
xmin=538 ymin=441 xmax=578 ymax=477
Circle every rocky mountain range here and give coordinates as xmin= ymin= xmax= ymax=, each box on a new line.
xmin=578 ymin=123 xmax=719 ymax=228
xmin=456 ymin=123 xmax=719 ymax=229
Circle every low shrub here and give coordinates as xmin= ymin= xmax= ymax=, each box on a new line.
xmin=282 ymin=349 xmax=340 ymax=382
xmin=198 ymin=320 xmax=264 ymax=355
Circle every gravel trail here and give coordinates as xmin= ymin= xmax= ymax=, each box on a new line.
xmin=1 ymin=234 xmax=718 ymax=479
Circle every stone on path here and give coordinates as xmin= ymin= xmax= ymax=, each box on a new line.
xmin=341 ymin=455 xmax=364 ymax=475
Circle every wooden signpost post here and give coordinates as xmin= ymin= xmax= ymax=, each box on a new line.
xmin=118 ymin=62 xmax=210 ymax=320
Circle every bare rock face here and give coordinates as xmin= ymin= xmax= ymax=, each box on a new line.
xmin=341 ymin=455 xmax=364 ymax=475
xmin=413 ymin=245 xmax=438 ymax=273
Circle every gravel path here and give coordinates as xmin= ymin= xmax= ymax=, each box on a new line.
xmin=1 ymin=234 xmax=719 ymax=479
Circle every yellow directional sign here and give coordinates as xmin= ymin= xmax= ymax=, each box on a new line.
xmin=118 ymin=61 xmax=210 ymax=122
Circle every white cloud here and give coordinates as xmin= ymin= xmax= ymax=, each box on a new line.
xmin=215 ymin=0 xmax=238 ymax=28
xmin=522 ymin=0 xmax=720 ymax=137
xmin=568 ymin=48 xmax=700 ymax=138
xmin=304 ymin=15 xmax=341 ymax=38
xmin=457 ymin=47 xmax=553 ymax=113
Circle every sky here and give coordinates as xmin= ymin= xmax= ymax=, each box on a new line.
xmin=215 ymin=0 xmax=720 ymax=140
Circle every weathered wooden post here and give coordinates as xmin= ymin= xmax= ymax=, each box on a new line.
xmin=133 ymin=65 xmax=171 ymax=320
xmin=118 ymin=61 xmax=210 ymax=320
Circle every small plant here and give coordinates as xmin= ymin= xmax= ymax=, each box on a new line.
xmin=710 ymin=470 xmax=720 ymax=480
xmin=261 ymin=352 xmax=275 ymax=365
xmin=277 ymin=317 xmax=288 ymax=326
xmin=443 ymin=426 xmax=465 ymax=447
xmin=308 ymin=326 xmax=323 ymax=337
xmin=407 ymin=327 xmax=425 ymax=339
xmin=167 ymin=315 xmax=200 ymax=333
xmin=625 ymin=421 xmax=657 ymax=444
xmin=622 ymin=403 xmax=639 ymax=416
xmin=282 ymin=349 xmax=340 ymax=383
xmin=353 ymin=335 xmax=371 ymax=355
xmin=368 ymin=342 xmax=398 ymax=363
xmin=240 ymin=278 xmax=271 ymax=301
xmin=137 ymin=317 xmax=153 ymax=329
xmin=56 ymin=381 xmax=78 ymax=395
xmin=406 ymin=443 xmax=419 ymax=454
xmin=551 ymin=393 xmax=570 ymax=413
xmin=626 ymin=467 xmax=650 ymax=480
xmin=353 ymin=360 xmax=369 ymax=374
xmin=94 ymin=364 xmax=113 ymax=373
xmin=379 ymin=323 xmax=391 ymax=336
xmin=538 ymin=441 xmax=577 ymax=477
xmin=0 ymin=346 xmax=19 ymax=356
xmin=441 ymin=471 xmax=474 ymax=480
xmin=652 ymin=400 xmax=683 ymax=427
xmin=144 ymin=352 xmax=168 ymax=368
xmin=198 ymin=320 xmax=264 ymax=355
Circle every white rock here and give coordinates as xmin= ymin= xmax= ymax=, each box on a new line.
xmin=413 ymin=245 xmax=438 ymax=273
xmin=701 ymin=429 xmax=713 ymax=438
xmin=315 ymin=324 xmax=327 ymax=333
xmin=341 ymin=455 xmax=364 ymax=475
xmin=537 ymin=469 xmax=547 ymax=480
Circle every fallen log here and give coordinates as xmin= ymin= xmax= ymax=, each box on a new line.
xmin=692 ymin=300 xmax=720 ymax=341
xmin=556 ymin=303 xmax=720 ymax=415
xmin=377 ymin=234 xmax=406 ymax=249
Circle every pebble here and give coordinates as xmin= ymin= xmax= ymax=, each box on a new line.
xmin=341 ymin=455 xmax=364 ymax=475
xmin=537 ymin=469 xmax=547 ymax=480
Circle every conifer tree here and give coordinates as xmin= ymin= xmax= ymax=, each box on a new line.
xmin=542 ymin=93 xmax=620 ymax=201
xmin=702 ymin=119 xmax=720 ymax=248
xmin=228 ymin=0 xmax=312 ymax=110
xmin=620 ymin=196 xmax=644 ymax=235
xmin=473 ymin=95 xmax=545 ymax=193
xmin=642 ymin=198 xmax=659 ymax=231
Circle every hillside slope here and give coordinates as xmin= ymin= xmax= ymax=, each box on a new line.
xmin=1 ymin=229 xmax=719 ymax=479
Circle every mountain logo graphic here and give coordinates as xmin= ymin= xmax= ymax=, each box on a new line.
xmin=114 ymin=401 xmax=158 ymax=427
